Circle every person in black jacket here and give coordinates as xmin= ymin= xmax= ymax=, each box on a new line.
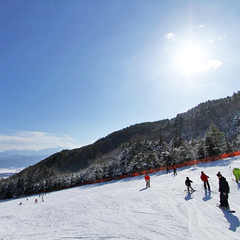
xmin=217 ymin=172 xmax=230 ymax=209
xmin=185 ymin=177 xmax=195 ymax=193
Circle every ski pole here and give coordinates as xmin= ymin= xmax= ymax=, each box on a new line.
xmin=229 ymin=166 xmax=239 ymax=190
xmin=209 ymin=177 xmax=217 ymax=193
xmin=229 ymin=166 xmax=234 ymax=181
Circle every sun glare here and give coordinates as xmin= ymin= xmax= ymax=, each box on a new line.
xmin=177 ymin=43 xmax=204 ymax=75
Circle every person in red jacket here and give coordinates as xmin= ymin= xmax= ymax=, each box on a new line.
xmin=145 ymin=173 xmax=150 ymax=188
xmin=200 ymin=171 xmax=211 ymax=191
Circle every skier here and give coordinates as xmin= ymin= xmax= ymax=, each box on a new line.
xmin=185 ymin=177 xmax=195 ymax=193
xmin=166 ymin=167 xmax=170 ymax=174
xmin=200 ymin=171 xmax=211 ymax=191
xmin=173 ymin=166 xmax=177 ymax=176
xmin=233 ymin=168 xmax=240 ymax=183
xmin=217 ymin=172 xmax=230 ymax=209
xmin=145 ymin=173 xmax=150 ymax=188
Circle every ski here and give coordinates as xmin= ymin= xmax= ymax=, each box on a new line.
xmin=204 ymin=189 xmax=215 ymax=193
xmin=216 ymin=205 xmax=235 ymax=213
xmin=184 ymin=189 xmax=196 ymax=193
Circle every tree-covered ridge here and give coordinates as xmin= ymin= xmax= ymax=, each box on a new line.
xmin=1 ymin=91 xmax=240 ymax=199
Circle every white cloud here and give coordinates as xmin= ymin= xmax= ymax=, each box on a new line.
xmin=208 ymin=39 xmax=214 ymax=43
xmin=208 ymin=35 xmax=226 ymax=43
xmin=202 ymin=59 xmax=223 ymax=71
xmin=197 ymin=24 xmax=205 ymax=29
xmin=218 ymin=34 xmax=226 ymax=40
xmin=0 ymin=131 xmax=80 ymax=152
xmin=164 ymin=33 xmax=176 ymax=40
xmin=182 ymin=59 xmax=223 ymax=75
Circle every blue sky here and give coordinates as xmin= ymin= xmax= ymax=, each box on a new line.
xmin=1 ymin=0 xmax=240 ymax=152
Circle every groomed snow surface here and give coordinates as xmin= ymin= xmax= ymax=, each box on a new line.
xmin=1 ymin=156 xmax=240 ymax=240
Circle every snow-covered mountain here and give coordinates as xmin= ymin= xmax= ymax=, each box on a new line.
xmin=0 ymin=147 xmax=63 ymax=168
xmin=0 ymin=156 xmax=239 ymax=239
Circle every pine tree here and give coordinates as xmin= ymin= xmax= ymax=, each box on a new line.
xmin=195 ymin=137 xmax=206 ymax=159
xmin=204 ymin=124 xmax=227 ymax=156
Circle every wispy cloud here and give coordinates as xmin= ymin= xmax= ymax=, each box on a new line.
xmin=203 ymin=59 xmax=223 ymax=71
xmin=164 ymin=33 xmax=176 ymax=40
xmin=197 ymin=24 xmax=205 ymax=29
xmin=182 ymin=59 xmax=223 ymax=75
xmin=208 ymin=38 xmax=214 ymax=43
xmin=0 ymin=131 xmax=80 ymax=152
xmin=218 ymin=34 xmax=226 ymax=40
xmin=208 ymin=34 xmax=226 ymax=43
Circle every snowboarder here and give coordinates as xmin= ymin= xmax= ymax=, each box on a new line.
xmin=145 ymin=173 xmax=150 ymax=188
xmin=185 ymin=177 xmax=195 ymax=193
xmin=217 ymin=172 xmax=230 ymax=209
xmin=200 ymin=171 xmax=211 ymax=191
xmin=233 ymin=168 xmax=240 ymax=183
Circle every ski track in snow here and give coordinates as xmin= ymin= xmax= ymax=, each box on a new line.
xmin=1 ymin=157 xmax=240 ymax=239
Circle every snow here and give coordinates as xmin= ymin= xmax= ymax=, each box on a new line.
xmin=0 ymin=167 xmax=23 ymax=179
xmin=1 ymin=156 xmax=240 ymax=240
xmin=0 ymin=167 xmax=23 ymax=174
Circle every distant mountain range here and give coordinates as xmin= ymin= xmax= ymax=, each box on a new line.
xmin=0 ymin=148 xmax=64 ymax=168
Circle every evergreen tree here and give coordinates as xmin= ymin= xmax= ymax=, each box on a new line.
xmin=171 ymin=135 xmax=183 ymax=149
xmin=204 ymin=124 xmax=227 ymax=156
xmin=195 ymin=137 xmax=206 ymax=159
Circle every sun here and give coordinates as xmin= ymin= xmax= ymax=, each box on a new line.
xmin=176 ymin=42 xmax=204 ymax=75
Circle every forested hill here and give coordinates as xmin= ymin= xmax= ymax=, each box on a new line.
xmin=1 ymin=91 xmax=240 ymax=199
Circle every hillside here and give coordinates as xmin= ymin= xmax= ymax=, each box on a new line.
xmin=0 ymin=156 xmax=239 ymax=239
xmin=1 ymin=91 xmax=240 ymax=199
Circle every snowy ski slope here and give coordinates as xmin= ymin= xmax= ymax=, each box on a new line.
xmin=1 ymin=156 xmax=240 ymax=240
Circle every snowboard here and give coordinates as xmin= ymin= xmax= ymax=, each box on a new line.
xmin=216 ymin=205 xmax=235 ymax=213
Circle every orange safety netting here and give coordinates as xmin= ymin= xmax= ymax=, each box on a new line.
xmin=36 ymin=151 xmax=240 ymax=195
xmin=110 ymin=151 xmax=240 ymax=179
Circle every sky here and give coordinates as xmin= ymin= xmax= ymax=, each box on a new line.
xmin=1 ymin=0 xmax=240 ymax=152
